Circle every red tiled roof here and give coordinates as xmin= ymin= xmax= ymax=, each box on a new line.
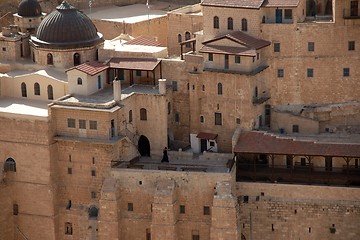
xmin=197 ymin=132 xmax=218 ymax=140
xmin=200 ymin=45 xmax=256 ymax=56
xmin=202 ymin=0 xmax=264 ymax=9
xmin=203 ymin=31 xmax=271 ymax=50
xmin=66 ymin=61 xmax=109 ymax=76
xmin=262 ymin=0 xmax=299 ymax=7
xmin=107 ymin=57 xmax=161 ymax=71
xmin=234 ymin=131 xmax=360 ymax=158
xmin=124 ymin=36 xmax=162 ymax=47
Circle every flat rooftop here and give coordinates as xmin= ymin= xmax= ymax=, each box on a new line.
xmin=82 ymin=2 xmax=183 ymax=23
xmin=1 ymin=67 xmax=68 ymax=82
xmin=57 ymin=83 xmax=169 ymax=106
xmin=113 ymin=154 xmax=233 ymax=173
xmin=0 ymin=97 xmax=49 ymax=118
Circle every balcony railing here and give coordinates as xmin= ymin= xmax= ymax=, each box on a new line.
xmin=236 ymin=163 xmax=360 ymax=186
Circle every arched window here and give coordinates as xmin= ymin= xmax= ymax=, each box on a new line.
xmin=73 ymin=53 xmax=81 ymax=66
xmin=254 ymin=86 xmax=258 ymax=98
xmin=217 ymin=83 xmax=222 ymax=95
xmin=200 ymin=115 xmax=204 ymax=123
xmin=129 ymin=110 xmax=133 ymax=123
xmin=241 ymin=18 xmax=248 ymax=32
xmin=47 ymin=53 xmax=53 ymax=65
xmin=178 ymin=34 xmax=182 ymax=43
xmin=34 ymin=82 xmax=40 ymax=95
xmin=213 ymin=16 xmax=219 ymax=29
xmin=88 ymin=206 xmax=99 ymax=219
xmin=202 ymin=85 xmax=205 ymax=91
xmin=262 ymin=16 xmax=266 ymax=23
xmin=227 ymin=17 xmax=233 ymax=30
xmin=175 ymin=113 xmax=180 ymax=123
xmin=47 ymin=85 xmax=53 ymax=100
xmin=168 ymin=102 xmax=171 ymax=115
xmin=65 ymin=222 xmax=72 ymax=235
xmin=21 ymin=82 xmax=27 ymax=97
xmin=4 ymin=158 xmax=16 ymax=172
xmin=140 ymin=108 xmax=147 ymax=120
xmin=185 ymin=31 xmax=191 ymax=48
xmin=77 ymin=77 xmax=82 ymax=85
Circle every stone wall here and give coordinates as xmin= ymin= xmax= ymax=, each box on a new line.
xmin=237 ymin=182 xmax=360 ymax=240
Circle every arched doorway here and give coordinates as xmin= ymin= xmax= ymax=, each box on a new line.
xmin=138 ymin=135 xmax=150 ymax=156
xmin=73 ymin=53 xmax=81 ymax=66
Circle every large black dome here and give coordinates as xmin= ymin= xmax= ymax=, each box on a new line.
xmin=18 ymin=0 xmax=42 ymax=17
xmin=31 ymin=1 xmax=103 ymax=49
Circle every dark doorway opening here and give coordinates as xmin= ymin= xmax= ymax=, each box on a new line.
xmin=200 ymin=139 xmax=207 ymax=152
xmin=138 ymin=135 xmax=150 ymax=156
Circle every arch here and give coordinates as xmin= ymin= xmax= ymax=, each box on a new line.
xmin=227 ymin=17 xmax=233 ymax=30
xmin=77 ymin=77 xmax=82 ymax=85
xmin=73 ymin=53 xmax=81 ymax=66
xmin=185 ymin=31 xmax=191 ymax=47
xmin=138 ymin=135 xmax=150 ymax=156
xmin=4 ymin=158 xmax=16 ymax=172
xmin=47 ymin=85 xmax=54 ymax=100
xmin=213 ymin=16 xmax=219 ymax=29
xmin=129 ymin=110 xmax=133 ymax=123
xmin=47 ymin=53 xmax=53 ymax=65
xmin=34 ymin=82 xmax=40 ymax=95
xmin=178 ymin=33 xmax=182 ymax=43
xmin=217 ymin=82 xmax=223 ymax=95
xmin=88 ymin=206 xmax=99 ymax=219
xmin=21 ymin=82 xmax=27 ymax=97
xmin=140 ymin=108 xmax=147 ymax=120
xmin=241 ymin=18 xmax=248 ymax=32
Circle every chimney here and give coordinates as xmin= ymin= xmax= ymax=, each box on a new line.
xmin=158 ymin=79 xmax=166 ymax=95
xmin=113 ymin=77 xmax=122 ymax=101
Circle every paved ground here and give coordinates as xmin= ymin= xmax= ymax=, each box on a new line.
xmin=82 ymin=1 xmax=184 ymax=23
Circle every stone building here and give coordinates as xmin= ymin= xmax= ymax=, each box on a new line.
xmin=0 ymin=0 xmax=360 ymax=240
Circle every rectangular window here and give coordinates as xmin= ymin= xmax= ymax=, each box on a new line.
xmin=203 ymin=206 xmax=210 ymax=215
xmin=192 ymin=234 xmax=200 ymax=240
xmin=277 ymin=69 xmax=284 ymax=78
xmin=274 ymin=43 xmax=280 ymax=52
xmin=208 ymin=53 xmax=213 ymax=61
xmin=292 ymin=124 xmax=299 ymax=133
xmin=257 ymin=53 xmax=260 ymax=60
xmin=13 ymin=204 xmax=18 ymax=215
xmin=235 ymin=55 xmax=241 ymax=64
xmin=349 ymin=41 xmax=355 ymax=51
xmin=79 ymin=119 xmax=86 ymax=129
xmin=91 ymin=169 xmax=96 ymax=177
xmin=2 ymin=47 xmax=6 ymax=51
xmin=215 ymin=112 xmax=222 ymax=125
xmin=128 ymin=203 xmax=133 ymax=211
xmin=308 ymin=42 xmax=315 ymax=52
xmin=65 ymin=222 xmax=73 ymax=235
xmin=89 ymin=120 xmax=97 ymax=130
xmin=180 ymin=205 xmax=185 ymax=214
xmin=236 ymin=117 xmax=241 ymax=124
xmin=91 ymin=191 xmax=96 ymax=199
xmin=68 ymin=118 xmax=76 ymax=128
xmin=343 ymin=68 xmax=350 ymax=77
xmin=284 ymin=9 xmax=293 ymax=19
xmin=68 ymin=167 xmax=72 ymax=175
xmin=136 ymin=70 xmax=141 ymax=77
xmin=243 ymin=195 xmax=249 ymax=203
xmin=172 ymin=81 xmax=178 ymax=91
xmin=307 ymin=68 xmax=314 ymax=78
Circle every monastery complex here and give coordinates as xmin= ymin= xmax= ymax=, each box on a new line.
xmin=0 ymin=0 xmax=360 ymax=239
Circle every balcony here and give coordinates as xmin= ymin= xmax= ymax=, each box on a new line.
xmin=237 ymin=163 xmax=360 ymax=186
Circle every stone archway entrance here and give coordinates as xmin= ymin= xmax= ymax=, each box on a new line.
xmin=138 ymin=135 xmax=150 ymax=156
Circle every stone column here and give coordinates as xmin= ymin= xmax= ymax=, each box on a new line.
xmin=158 ymin=79 xmax=167 ymax=95
xmin=113 ymin=77 xmax=122 ymax=101
xmin=210 ymin=181 xmax=241 ymax=240
xmin=151 ymin=179 xmax=177 ymax=240
xmin=98 ymin=178 xmax=119 ymax=240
